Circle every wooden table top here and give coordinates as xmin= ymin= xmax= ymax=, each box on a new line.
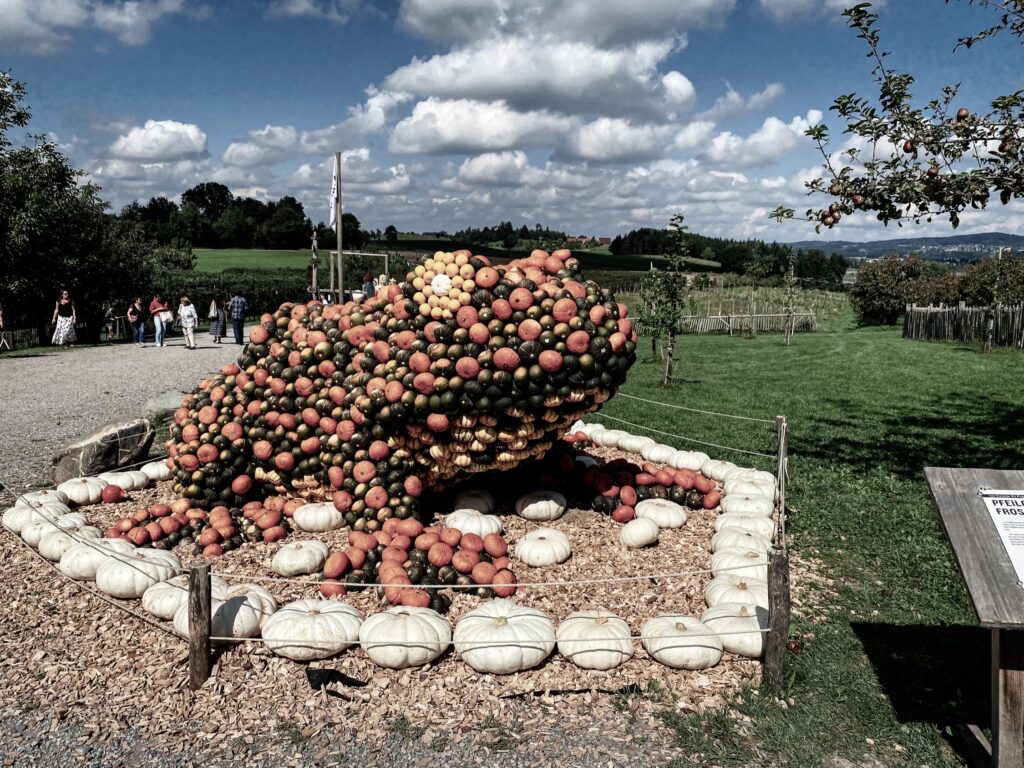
xmin=925 ymin=467 xmax=1024 ymax=629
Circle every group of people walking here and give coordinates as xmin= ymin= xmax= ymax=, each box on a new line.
xmin=46 ymin=289 xmax=249 ymax=349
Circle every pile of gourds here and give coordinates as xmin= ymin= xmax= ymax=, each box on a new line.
xmin=165 ymin=249 xmax=636 ymax=531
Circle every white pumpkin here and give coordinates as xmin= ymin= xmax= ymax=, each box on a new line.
xmin=453 ymin=488 xmax=496 ymax=515
xmin=96 ymin=548 xmax=181 ymax=598
xmin=21 ymin=489 xmax=70 ymax=505
xmin=141 ymin=573 xmax=231 ymax=620
xmin=444 ymin=508 xmax=502 ymax=538
xmin=721 ymin=495 xmax=774 ymax=517
xmin=701 ymin=460 xmax=738 ymax=483
xmin=701 ymin=602 xmax=768 ymax=658
xmin=634 ymin=499 xmax=687 ymax=529
xmin=56 ymin=477 xmax=108 ymax=506
xmin=359 ymin=606 xmax=452 ymax=669
xmin=620 ymin=517 xmax=660 ymax=549
xmin=640 ymin=443 xmax=676 ymax=464
xmin=98 ymin=471 xmax=147 ymax=492
xmin=641 ymin=615 xmax=723 ymax=670
xmin=293 ymin=502 xmax=345 ymax=533
xmin=711 ymin=547 xmax=769 ymax=581
xmin=38 ymin=525 xmax=102 ymax=561
xmin=725 ymin=478 xmax=776 ymax=500
xmin=223 ymin=583 xmax=277 ymax=626
xmin=514 ymin=491 xmax=567 ymax=522
xmin=429 ymin=273 xmax=453 ymax=296
xmin=58 ymin=538 xmax=136 ymax=581
xmin=723 ymin=467 xmax=775 ymax=485
xmin=21 ymin=512 xmax=87 ymax=547
xmin=619 ymin=435 xmax=655 ymax=454
xmin=454 ymin=599 xmax=555 ymax=674
xmin=125 ymin=470 xmax=150 ymax=490
xmin=514 ymin=528 xmax=571 ymax=567
xmin=271 ymin=540 xmax=329 ymax=577
xmin=262 ymin=599 xmax=363 ymax=661
xmin=3 ymin=500 xmax=70 ymax=533
xmin=173 ymin=592 xmax=264 ymax=643
xmin=705 ymin=574 xmax=770 ymax=610
xmin=141 ymin=460 xmax=173 ymax=483
xmin=711 ymin=529 xmax=771 ymax=554
xmin=556 ymin=611 xmax=633 ymax=670
xmin=714 ymin=514 xmax=776 ymax=540
xmin=668 ymin=450 xmax=710 ymax=470
xmin=593 ymin=429 xmax=628 ymax=448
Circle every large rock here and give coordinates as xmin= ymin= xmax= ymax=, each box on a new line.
xmin=51 ymin=418 xmax=155 ymax=483
xmin=145 ymin=390 xmax=187 ymax=423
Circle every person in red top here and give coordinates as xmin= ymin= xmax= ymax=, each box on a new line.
xmin=149 ymin=293 xmax=170 ymax=347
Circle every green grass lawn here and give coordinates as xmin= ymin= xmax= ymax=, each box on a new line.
xmin=194 ymin=248 xmax=318 ymax=272
xmin=603 ymin=308 xmax=1024 ymax=765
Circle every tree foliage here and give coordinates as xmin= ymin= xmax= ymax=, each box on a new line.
xmin=773 ymin=1 xmax=1024 ymax=231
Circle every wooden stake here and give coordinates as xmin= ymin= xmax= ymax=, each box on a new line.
xmin=992 ymin=628 xmax=1024 ymax=766
xmin=764 ymin=545 xmax=791 ymax=695
xmin=775 ymin=416 xmax=788 ymax=543
xmin=188 ymin=564 xmax=212 ymax=690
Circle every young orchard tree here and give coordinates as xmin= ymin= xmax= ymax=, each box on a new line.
xmin=771 ymin=1 xmax=1024 ymax=231
xmin=637 ymin=214 xmax=691 ymax=385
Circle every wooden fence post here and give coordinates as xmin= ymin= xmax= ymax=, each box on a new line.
xmin=765 ymin=545 xmax=791 ymax=695
xmin=188 ymin=564 xmax=212 ymax=690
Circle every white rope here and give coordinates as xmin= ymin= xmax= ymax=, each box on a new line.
xmin=212 ymin=561 xmax=768 ymax=590
xmin=596 ymin=413 xmax=776 ymax=459
xmin=615 ymin=393 xmax=776 ymax=425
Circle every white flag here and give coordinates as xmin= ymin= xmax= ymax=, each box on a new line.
xmin=328 ymin=159 xmax=338 ymax=229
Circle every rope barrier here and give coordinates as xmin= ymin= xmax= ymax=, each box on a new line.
xmin=594 ymin=414 xmax=776 ymax=459
xmin=615 ymin=393 xmax=776 ymax=425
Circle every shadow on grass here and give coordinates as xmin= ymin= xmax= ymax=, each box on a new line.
xmin=796 ymin=393 xmax=1024 ymax=481
xmin=852 ymin=622 xmax=991 ymax=759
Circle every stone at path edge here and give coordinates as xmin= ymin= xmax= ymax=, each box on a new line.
xmin=51 ymin=417 xmax=155 ymax=484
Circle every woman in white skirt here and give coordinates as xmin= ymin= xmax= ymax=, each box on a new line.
xmin=51 ymin=289 xmax=77 ymax=346
xmin=177 ymin=295 xmax=198 ymax=349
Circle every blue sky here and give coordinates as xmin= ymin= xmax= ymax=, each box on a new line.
xmin=3 ymin=0 xmax=1021 ymax=241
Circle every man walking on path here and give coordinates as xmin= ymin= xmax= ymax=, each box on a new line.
xmin=228 ymin=291 xmax=248 ymax=345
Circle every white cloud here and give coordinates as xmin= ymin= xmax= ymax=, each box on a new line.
xmin=110 ymin=119 xmax=208 ymax=161
xmin=701 ymin=110 xmax=821 ymax=169
xmin=758 ymin=0 xmax=885 ymax=22
xmin=384 ymin=38 xmax=692 ymax=119
xmin=673 ymin=120 xmax=716 ymax=151
xmin=389 ymin=98 xmax=572 ymax=154
xmin=698 ymin=82 xmax=785 ymax=122
xmin=266 ymin=0 xmax=382 ymax=24
xmin=0 ymin=0 xmax=193 ymax=53
xmin=458 ymin=152 xmax=545 ymax=186
xmin=560 ymin=118 xmax=676 ymax=162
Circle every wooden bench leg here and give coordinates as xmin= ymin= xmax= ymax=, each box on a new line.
xmin=992 ymin=628 xmax=1024 ymax=767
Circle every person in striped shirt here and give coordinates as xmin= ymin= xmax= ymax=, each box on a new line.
xmin=227 ymin=292 xmax=248 ymax=345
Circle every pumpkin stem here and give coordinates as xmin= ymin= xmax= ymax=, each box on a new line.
xmin=674 ymin=622 xmax=687 ymax=631
xmin=495 ymin=616 xmax=508 ymax=626
xmin=595 ymin=617 xmax=608 ymax=625
xmin=737 ymin=582 xmax=748 ymax=589
xmin=739 ymin=606 xmax=750 ymax=617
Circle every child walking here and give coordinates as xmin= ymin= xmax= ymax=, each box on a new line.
xmin=178 ymin=296 xmax=199 ymax=349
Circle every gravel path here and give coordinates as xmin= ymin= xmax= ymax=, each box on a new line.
xmin=0 ymin=335 xmax=241 ymax=491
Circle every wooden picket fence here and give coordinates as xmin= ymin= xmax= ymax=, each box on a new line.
xmin=903 ymin=304 xmax=1024 ymax=349
xmin=635 ymin=312 xmax=816 ymax=336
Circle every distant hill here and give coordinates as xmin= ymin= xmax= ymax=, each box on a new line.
xmin=785 ymin=232 xmax=1024 ymax=262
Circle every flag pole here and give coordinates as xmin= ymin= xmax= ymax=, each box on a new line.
xmin=335 ymin=151 xmax=344 ymax=302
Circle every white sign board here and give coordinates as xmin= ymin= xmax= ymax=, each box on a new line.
xmin=979 ymin=488 xmax=1024 ymax=588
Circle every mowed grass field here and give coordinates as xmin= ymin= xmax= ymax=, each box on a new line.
xmin=603 ymin=308 xmax=1024 ymax=765
xmin=194 ymin=248 xmax=317 ymax=272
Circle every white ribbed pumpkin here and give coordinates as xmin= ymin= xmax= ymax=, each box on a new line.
xmin=359 ymin=606 xmax=452 ymax=669
xmin=141 ymin=460 xmax=173 ymax=483
xmin=701 ymin=460 xmax=737 ymax=482
xmin=620 ymin=517 xmax=660 ymax=548
xmin=668 ymin=450 xmax=709 ymax=470
xmin=141 ymin=573 xmax=231 ymax=619
xmin=271 ymin=540 xmax=329 ymax=576
xmin=721 ymin=495 xmax=774 ymax=517
xmin=98 ymin=471 xmax=148 ymax=492
xmin=711 ymin=529 xmax=771 ymax=553
xmin=701 ymin=602 xmax=768 ymax=657
xmin=444 ymin=508 xmax=502 ymax=538
xmin=454 ymin=599 xmax=555 ymax=674
xmin=515 ymin=491 xmax=566 ymax=522
xmin=711 ymin=547 xmax=768 ymax=581
xmin=514 ymin=528 xmax=571 ymax=567
xmin=21 ymin=489 xmax=70 ymax=505
xmin=619 ymin=435 xmax=655 ymax=454
xmin=640 ymin=443 xmax=676 ymax=464
xmin=593 ymin=429 xmax=628 ymax=448
xmin=714 ymin=514 xmax=776 ymax=540
xmin=173 ymin=593 xmax=263 ymax=643
xmin=38 ymin=525 xmax=102 ymax=561
xmin=223 ymin=583 xmax=277 ymax=626
xmin=96 ymin=548 xmax=181 ymax=598
xmin=556 ymin=611 xmax=633 ymax=670
xmin=641 ymin=615 xmax=723 ymax=670
xmin=21 ymin=512 xmax=87 ymax=547
xmin=454 ymin=488 xmax=496 ymax=515
xmin=705 ymin=574 xmax=770 ymax=609
xmin=293 ymin=502 xmax=345 ymax=533
xmin=3 ymin=500 xmax=70 ymax=533
xmin=429 ymin=273 xmax=453 ymax=296
xmin=59 ymin=538 xmax=137 ymax=581
xmin=724 ymin=467 xmax=775 ymax=485
xmin=635 ymin=498 xmax=687 ymax=529
xmin=56 ymin=477 xmax=108 ymax=506
xmin=262 ymin=599 xmax=363 ymax=660
xmin=725 ymin=478 xmax=776 ymax=500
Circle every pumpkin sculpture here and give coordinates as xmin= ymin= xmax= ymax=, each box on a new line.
xmin=164 ymin=249 xmax=637 ymax=534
